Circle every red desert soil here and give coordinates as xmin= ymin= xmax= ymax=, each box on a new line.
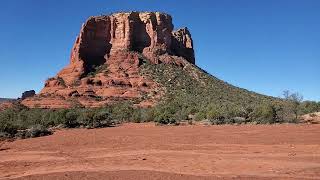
xmin=0 ymin=123 xmax=320 ymax=180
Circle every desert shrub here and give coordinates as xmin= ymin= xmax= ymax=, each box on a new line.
xmin=137 ymin=108 xmax=155 ymax=122
xmin=203 ymin=104 xmax=250 ymax=124
xmin=131 ymin=109 xmax=143 ymax=123
xmin=154 ymin=110 xmax=177 ymax=125
xmin=40 ymin=110 xmax=55 ymax=127
xmin=110 ymin=102 xmax=134 ymax=122
xmin=0 ymin=108 xmax=54 ymax=138
xmin=276 ymin=103 xmax=299 ymax=123
xmin=24 ymin=125 xmax=52 ymax=138
xmin=77 ymin=109 xmax=95 ymax=127
xmin=153 ymin=102 xmax=179 ymax=125
xmin=0 ymin=105 xmax=130 ymax=139
xmin=174 ymin=107 xmax=189 ymax=121
xmin=86 ymin=64 xmax=108 ymax=77
xmin=45 ymin=109 xmax=69 ymax=126
xmin=249 ymin=103 xmax=277 ymax=124
xmin=241 ymin=106 xmax=254 ymax=120
xmin=298 ymin=101 xmax=320 ymax=115
xmin=18 ymin=109 xmax=46 ymax=128
xmin=45 ymin=109 xmax=68 ymax=127
xmin=64 ymin=110 xmax=80 ymax=128
xmin=154 ymin=109 xmax=177 ymax=124
xmin=206 ymin=107 xmax=223 ymax=120
xmin=0 ymin=109 xmax=19 ymax=137
xmin=93 ymin=110 xmax=113 ymax=128
xmin=205 ymin=104 xmax=226 ymax=125
xmin=224 ymin=106 xmax=247 ymax=119
xmin=0 ymin=122 xmax=18 ymax=138
xmin=194 ymin=111 xmax=206 ymax=121
xmin=282 ymin=90 xmax=304 ymax=120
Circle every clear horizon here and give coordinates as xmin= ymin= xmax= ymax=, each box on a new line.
xmin=0 ymin=0 xmax=319 ymax=101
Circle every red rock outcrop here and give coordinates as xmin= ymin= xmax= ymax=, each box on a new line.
xmin=22 ymin=12 xmax=195 ymax=108
xmin=0 ymin=101 xmax=14 ymax=111
xmin=21 ymin=90 xmax=36 ymax=100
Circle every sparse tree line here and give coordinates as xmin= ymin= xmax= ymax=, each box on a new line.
xmin=0 ymin=90 xmax=319 ymax=139
xmin=151 ymin=91 xmax=319 ymax=125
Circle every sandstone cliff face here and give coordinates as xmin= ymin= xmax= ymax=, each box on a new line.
xmin=22 ymin=12 xmax=195 ymax=108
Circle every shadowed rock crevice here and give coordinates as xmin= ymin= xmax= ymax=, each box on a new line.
xmin=79 ymin=17 xmax=112 ymax=74
xmin=130 ymin=13 xmax=151 ymax=53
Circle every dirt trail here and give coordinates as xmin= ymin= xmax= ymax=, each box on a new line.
xmin=0 ymin=123 xmax=319 ymax=180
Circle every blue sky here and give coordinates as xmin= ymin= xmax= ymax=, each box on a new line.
xmin=0 ymin=0 xmax=319 ymax=101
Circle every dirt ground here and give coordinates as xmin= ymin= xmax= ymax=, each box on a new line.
xmin=0 ymin=123 xmax=319 ymax=180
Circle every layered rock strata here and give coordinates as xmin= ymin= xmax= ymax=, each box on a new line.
xmin=22 ymin=12 xmax=195 ymax=108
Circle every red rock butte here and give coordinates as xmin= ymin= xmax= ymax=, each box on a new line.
xmin=22 ymin=12 xmax=195 ymax=108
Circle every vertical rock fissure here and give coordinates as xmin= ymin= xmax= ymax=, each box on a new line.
xmin=79 ymin=18 xmax=112 ymax=74
xmin=131 ymin=13 xmax=151 ymax=53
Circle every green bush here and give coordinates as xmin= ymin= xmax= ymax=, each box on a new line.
xmin=0 ymin=104 xmax=129 ymax=139
xmin=194 ymin=111 xmax=206 ymax=121
xmin=77 ymin=109 xmax=95 ymax=127
xmin=206 ymin=105 xmax=223 ymax=119
xmin=93 ymin=110 xmax=113 ymax=127
xmin=153 ymin=103 xmax=179 ymax=125
xmin=64 ymin=111 xmax=80 ymax=128
xmin=0 ymin=109 xmax=19 ymax=137
xmin=20 ymin=124 xmax=52 ymax=139
xmin=298 ymin=101 xmax=320 ymax=115
xmin=275 ymin=102 xmax=299 ymax=123
xmin=154 ymin=110 xmax=178 ymax=125
xmin=86 ymin=64 xmax=108 ymax=77
xmin=0 ymin=122 xmax=18 ymax=138
xmin=110 ymin=102 xmax=134 ymax=122
xmin=206 ymin=105 xmax=226 ymax=125
xmin=249 ymin=103 xmax=277 ymax=124
xmin=139 ymin=108 xmax=155 ymax=122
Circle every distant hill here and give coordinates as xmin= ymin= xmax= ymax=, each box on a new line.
xmin=141 ymin=62 xmax=279 ymax=109
xmin=0 ymin=98 xmax=14 ymax=103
